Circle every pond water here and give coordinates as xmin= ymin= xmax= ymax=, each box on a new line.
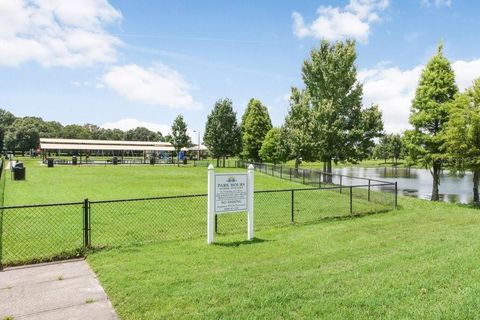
xmin=332 ymin=166 xmax=475 ymax=204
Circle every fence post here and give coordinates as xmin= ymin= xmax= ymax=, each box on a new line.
xmin=83 ymin=198 xmax=91 ymax=248
xmin=280 ymin=166 xmax=283 ymax=179
xmin=340 ymin=176 xmax=343 ymax=193
xmin=395 ymin=182 xmax=398 ymax=209
xmin=368 ymin=179 xmax=371 ymax=202
xmin=349 ymin=186 xmax=353 ymax=215
xmin=302 ymin=170 xmax=305 ymax=185
xmin=318 ymin=171 xmax=321 ymax=188
xmin=215 ymin=214 xmax=218 ymax=233
xmin=291 ymin=190 xmax=295 ymax=224
xmin=289 ymin=168 xmax=292 ymax=181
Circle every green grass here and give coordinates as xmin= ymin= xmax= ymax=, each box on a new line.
xmin=1 ymin=160 xmax=392 ymax=266
xmin=3 ymin=159 xmax=305 ymax=205
xmin=88 ymin=196 xmax=480 ymax=319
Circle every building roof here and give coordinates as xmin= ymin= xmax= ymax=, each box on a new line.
xmin=40 ymin=138 xmax=175 ymax=152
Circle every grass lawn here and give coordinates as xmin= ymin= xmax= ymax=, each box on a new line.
xmin=1 ymin=159 xmax=393 ymax=266
xmin=3 ymin=158 xmax=307 ymax=205
xmin=88 ymin=196 xmax=480 ymax=319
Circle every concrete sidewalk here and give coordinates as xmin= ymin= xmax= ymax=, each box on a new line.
xmin=0 ymin=259 xmax=118 ymax=320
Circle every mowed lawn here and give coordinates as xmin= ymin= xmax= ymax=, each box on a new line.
xmin=3 ymin=159 xmax=305 ymax=205
xmin=88 ymin=197 xmax=480 ymax=319
xmin=2 ymin=159 xmax=392 ymax=266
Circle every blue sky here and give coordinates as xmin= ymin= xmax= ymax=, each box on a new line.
xmin=1 ymin=0 xmax=480 ymax=137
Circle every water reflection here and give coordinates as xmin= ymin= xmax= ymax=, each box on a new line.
xmin=332 ymin=166 xmax=474 ymax=204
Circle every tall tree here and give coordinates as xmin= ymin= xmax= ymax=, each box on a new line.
xmin=444 ymin=79 xmax=480 ymax=203
xmin=302 ymin=40 xmax=383 ymax=175
xmin=405 ymin=43 xmax=458 ymax=201
xmin=281 ymin=87 xmax=314 ymax=169
xmin=0 ymin=109 xmax=16 ymax=151
xmin=125 ymin=127 xmax=161 ymax=141
xmin=241 ymin=98 xmax=272 ymax=161
xmin=259 ymin=127 xmax=284 ymax=165
xmin=171 ymin=115 xmax=190 ymax=166
xmin=62 ymin=124 xmax=92 ymax=139
xmin=203 ymin=98 xmax=241 ymax=167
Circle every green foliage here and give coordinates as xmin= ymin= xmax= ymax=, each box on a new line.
xmin=259 ymin=127 xmax=283 ymax=164
xmin=171 ymin=115 xmax=190 ymax=164
xmin=444 ymin=79 xmax=480 ymax=201
xmin=405 ymin=43 xmax=458 ymax=200
xmin=4 ymin=116 xmax=61 ymax=152
xmin=444 ymin=80 xmax=480 ymax=165
xmin=281 ymin=87 xmax=315 ymax=168
xmin=125 ymin=127 xmax=162 ymax=141
xmin=62 ymin=124 xmax=92 ymax=139
xmin=203 ymin=98 xmax=241 ymax=160
xmin=374 ymin=134 xmax=404 ymax=163
xmin=303 ymin=40 xmax=383 ymax=170
xmin=241 ymin=99 xmax=272 ymax=161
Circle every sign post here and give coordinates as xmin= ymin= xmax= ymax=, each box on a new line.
xmin=207 ymin=164 xmax=254 ymax=244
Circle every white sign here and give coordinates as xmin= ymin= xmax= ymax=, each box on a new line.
xmin=207 ymin=164 xmax=254 ymax=244
xmin=214 ymin=174 xmax=247 ymax=213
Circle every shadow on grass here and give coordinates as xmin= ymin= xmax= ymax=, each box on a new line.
xmin=213 ymin=237 xmax=271 ymax=247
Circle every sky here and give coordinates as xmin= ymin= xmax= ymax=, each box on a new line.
xmin=1 ymin=0 xmax=480 ymax=138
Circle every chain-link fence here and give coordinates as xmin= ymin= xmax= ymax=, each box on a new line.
xmin=0 ymin=179 xmax=396 ymax=268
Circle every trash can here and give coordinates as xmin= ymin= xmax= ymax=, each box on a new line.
xmin=150 ymin=157 xmax=156 ymax=165
xmin=112 ymin=156 xmax=118 ymax=165
xmin=13 ymin=163 xmax=26 ymax=180
xmin=183 ymin=158 xmax=187 ymax=165
xmin=47 ymin=158 xmax=54 ymax=168
xmin=72 ymin=156 xmax=78 ymax=165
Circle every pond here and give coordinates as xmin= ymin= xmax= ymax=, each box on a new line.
xmin=332 ymin=166 xmax=474 ymax=204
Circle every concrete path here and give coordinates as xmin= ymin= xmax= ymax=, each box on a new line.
xmin=0 ymin=259 xmax=118 ymax=320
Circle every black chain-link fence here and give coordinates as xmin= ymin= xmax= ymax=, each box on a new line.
xmin=0 ymin=180 xmax=396 ymax=268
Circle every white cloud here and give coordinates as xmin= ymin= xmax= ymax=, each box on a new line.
xmin=0 ymin=0 xmax=122 ymax=67
xmin=421 ymin=0 xmax=452 ymax=7
xmin=101 ymin=118 xmax=171 ymax=135
xmin=102 ymin=63 xmax=201 ymax=110
xmin=292 ymin=0 xmax=389 ymax=42
xmin=359 ymin=58 xmax=480 ymax=133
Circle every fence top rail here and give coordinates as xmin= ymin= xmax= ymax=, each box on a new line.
xmin=0 ymin=201 xmax=84 ymax=210
xmin=243 ymin=161 xmax=393 ymax=184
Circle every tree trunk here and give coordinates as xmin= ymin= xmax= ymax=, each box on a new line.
xmin=325 ymin=158 xmax=333 ymax=183
xmin=473 ymin=167 xmax=480 ymax=204
xmin=223 ymin=156 xmax=226 ymax=168
xmin=431 ymin=162 xmax=441 ymax=201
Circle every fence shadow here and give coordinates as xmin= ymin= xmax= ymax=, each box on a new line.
xmin=213 ymin=237 xmax=271 ymax=247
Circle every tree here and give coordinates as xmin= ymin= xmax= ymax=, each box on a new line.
xmin=62 ymin=124 xmax=92 ymax=139
xmin=0 ymin=109 xmax=16 ymax=150
xmin=125 ymin=127 xmax=161 ymax=141
xmin=405 ymin=43 xmax=457 ymax=201
xmin=171 ymin=115 xmax=190 ymax=166
xmin=389 ymin=134 xmax=404 ymax=165
xmin=101 ymin=128 xmax=125 ymax=141
xmin=203 ymin=98 xmax=241 ymax=166
xmin=373 ymin=135 xmax=390 ymax=163
xmin=259 ymin=127 xmax=284 ymax=164
xmin=302 ymin=40 xmax=383 ymax=176
xmin=281 ymin=87 xmax=315 ymax=169
xmin=241 ymin=98 xmax=272 ymax=161
xmin=444 ymin=79 xmax=480 ymax=203
xmin=4 ymin=117 xmax=42 ymax=153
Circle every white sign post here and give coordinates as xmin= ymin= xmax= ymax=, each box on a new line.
xmin=207 ymin=164 xmax=254 ymax=244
